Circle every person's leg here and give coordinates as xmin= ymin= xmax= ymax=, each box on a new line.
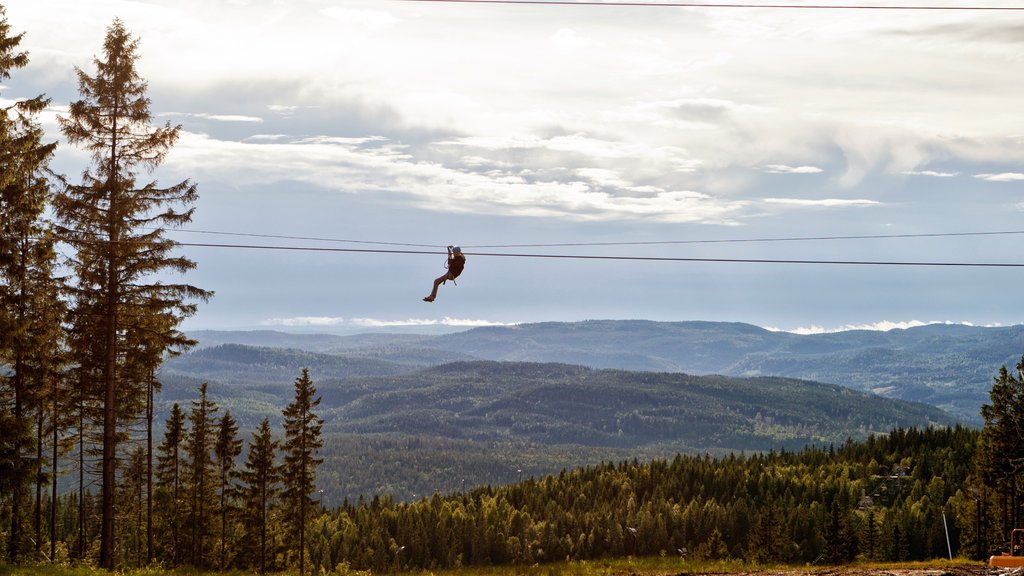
xmin=424 ymin=273 xmax=448 ymax=301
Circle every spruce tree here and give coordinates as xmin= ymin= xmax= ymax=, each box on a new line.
xmin=971 ymin=356 xmax=1024 ymax=548
xmin=154 ymin=403 xmax=187 ymax=566
xmin=53 ymin=18 xmax=210 ymax=569
xmin=282 ymin=368 xmax=324 ymax=575
xmin=214 ymin=410 xmax=242 ymax=569
xmin=240 ymin=417 xmax=280 ymax=574
xmin=187 ymin=382 xmax=218 ymax=567
xmin=0 ymin=6 xmax=60 ymax=563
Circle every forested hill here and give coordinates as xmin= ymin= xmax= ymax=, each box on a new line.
xmin=424 ymin=321 xmax=1024 ymax=421
xmin=188 ymin=320 xmax=1024 ymax=422
xmin=161 ymin=352 xmax=957 ymax=450
xmin=160 ymin=349 xmax=959 ymax=500
xmin=322 ymin=361 xmax=957 ymax=450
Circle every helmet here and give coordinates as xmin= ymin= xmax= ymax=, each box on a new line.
xmin=451 ymin=246 xmax=462 ymax=254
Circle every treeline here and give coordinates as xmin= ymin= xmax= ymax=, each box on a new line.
xmin=309 ymin=426 xmax=979 ymax=573
xmin=1 ymin=369 xmax=323 ymax=572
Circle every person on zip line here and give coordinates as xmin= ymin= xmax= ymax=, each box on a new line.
xmin=423 ymin=245 xmax=465 ymax=302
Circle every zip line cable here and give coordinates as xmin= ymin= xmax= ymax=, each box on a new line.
xmin=461 ymin=230 xmax=1024 ymax=249
xmin=396 ymin=0 xmax=1024 ymax=10
xmin=162 ymin=227 xmax=1024 ymax=250
xmin=148 ymin=240 xmax=1024 ymax=268
xmin=166 ymin=228 xmax=444 ymax=249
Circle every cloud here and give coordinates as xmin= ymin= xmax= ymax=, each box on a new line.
xmin=162 ymin=112 xmax=264 ymax=123
xmin=320 ymin=6 xmax=398 ymax=31
xmin=166 ymin=131 xmax=748 ymax=224
xmin=760 ymin=164 xmax=824 ymax=174
xmin=767 ymin=320 xmax=978 ymax=335
xmin=975 ymin=172 xmax=1024 ymax=182
xmin=763 ymin=198 xmax=880 ymax=208
xmin=351 ymin=317 xmax=515 ymax=328
xmin=261 ymin=316 xmax=347 ymax=327
xmin=902 ymin=170 xmax=958 ymax=178
xmin=261 ymin=316 xmax=513 ymax=328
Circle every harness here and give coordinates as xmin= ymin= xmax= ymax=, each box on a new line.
xmin=444 ymin=253 xmax=465 ymax=285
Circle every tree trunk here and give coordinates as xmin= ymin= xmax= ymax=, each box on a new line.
xmin=77 ymin=395 xmax=85 ymax=560
xmin=35 ymin=407 xmax=44 ymax=559
xmin=146 ymin=374 xmax=154 ymax=565
xmin=99 ymin=246 xmax=120 ymax=570
xmin=51 ymin=379 xmax=58 ymax=563
xmin=9 ymin=348 xmax=25 ymax=563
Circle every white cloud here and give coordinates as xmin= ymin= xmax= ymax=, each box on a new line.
xmin=162 ymin=112 xmax=263 ymax=123
xmin=763 ymin=198 xmax=880 ymax=208
xmin=975 ymin=172 xmax=1024 ymax=182
xmin=767 ymin=320 xmax=980 ymax=335
xmin=902 ymin=170 xmax=958 ymax=178
xmin=760 ymin=164 xmax=823 ymax=174
xmin=320 ymin=6 xmax=398 ymax=31
xmin=351 ymin=317 xmax=515 ymax=328
xmin=165 ymin=131 xmax=748 ymax=224
xmin=261 ymin=316 xmax=513 ymax=328
xmin=552 ymin=28 xmax=597 ymax=50
xmin=261 ymin=316 xmax=347 ymax=327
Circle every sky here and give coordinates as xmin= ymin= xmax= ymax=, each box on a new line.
xmin=2 ymin=0 xmax=1024 ymax=335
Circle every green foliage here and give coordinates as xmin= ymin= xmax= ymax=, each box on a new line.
xmin=302 ymin=425 xmax=977 ymax=573
xmin=958 ymin=355 xmax=1024 ymax=560
xmin=185 ymin=384 xmax=218 ymax=568
xmin=154 ymin=403 xmax=187 ymax=566
xmin=157 ymin=351 xmax=964 ymax=505
xmin=0 ymin=4 xmax=60 ymax=564
xmin=238 ymin=417 xmax=280 ymax=573
xmin=213 ymin=410 xmax=241 ymax=570
xmin=280 ymin=369 xmax=324 ymax=575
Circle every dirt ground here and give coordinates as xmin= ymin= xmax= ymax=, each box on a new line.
xmin=683 ymin=565 xmax=1011 ymax=576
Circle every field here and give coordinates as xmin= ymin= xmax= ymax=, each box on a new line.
xmin=0 ymin=558 xmax=991 ymax=576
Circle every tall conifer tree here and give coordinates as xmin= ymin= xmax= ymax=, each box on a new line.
xmin=971 ymin=356 xmax=1024 ymax=548
xmin=53 ymin=18 xmax=209 ymax=569
xmin=187 ymin=382 xmax=218 ymax=567
xmin=214 ymin=410 xmax=242 ymax=569
xmin=282 ymin=368 xmax=324 ymax=575
xmin=0 ymin=6 xmax=60 ymax=564
xmin=240 ymin=417 xmax=280 ymax=574
xmin=154 ymin=403 xmax=187 ymax=566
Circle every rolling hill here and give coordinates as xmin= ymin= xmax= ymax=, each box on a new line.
xmin=183 ymin=320 xmax=1024 ymax=422
xmin=158 ymin=331 xmax=966 ymax=500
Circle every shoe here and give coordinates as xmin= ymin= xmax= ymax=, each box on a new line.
xmin=423 ymin=296 xmax=435 ymax=302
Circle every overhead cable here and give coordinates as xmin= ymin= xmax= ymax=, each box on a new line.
xmin=159 ymin=241 xmax=1024 ymax=268
xmin=396 ymin=0 xmax=1024 ymax=10
xmin=164 ymin=227 xmax=1024 ymax=250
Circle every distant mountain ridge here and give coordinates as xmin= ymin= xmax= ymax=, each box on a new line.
xmin=321 ymin=360 xmax=956 ymax=449
xmin=163 ymin=320 xmax=990 ymax=499
xmin=186 ymin=320 xmax=1024 ymax=422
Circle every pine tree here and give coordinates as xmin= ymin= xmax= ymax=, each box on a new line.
xmin=187 ymin=383 xmax=218 ymax=567
xmin=971 ymin=356 xmax=1024 ymax=549
xmin=214 ymin=410 xmax=242 ymax=569
xmin=53 ymin=18 xmax=210 ymax=569
xmin=154 ymin=403 xmax=187 ymax=566
xmin=748 ymin=499 xmax=792 ymax=563
xmin=117 ymin=444 xmax=147 ymax=567
xmin=240 ymin=417 xmax=280 ymax=574
xmin=282 ymin=368 xmax=324 ymax=575
xmin=0 ymin=5 xmax=60 ymax=563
